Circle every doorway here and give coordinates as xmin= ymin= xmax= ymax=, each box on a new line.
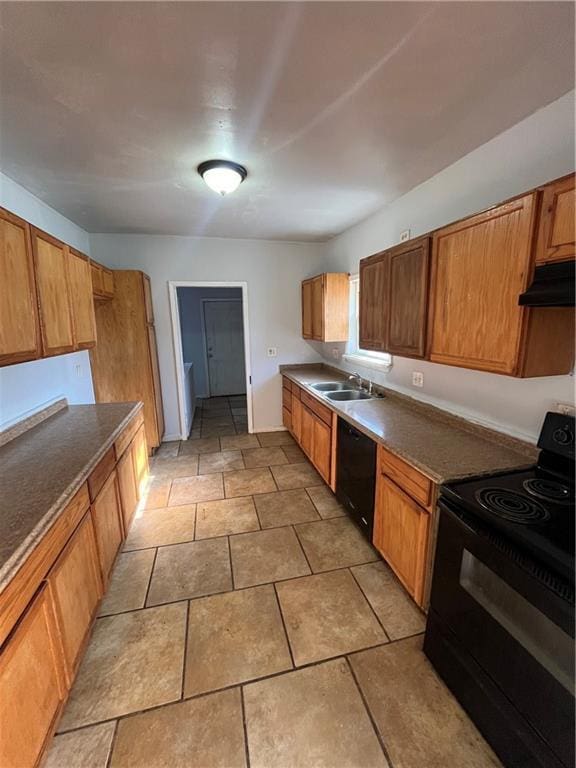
xmin=169 ymin=282 xmax=253 ymax=439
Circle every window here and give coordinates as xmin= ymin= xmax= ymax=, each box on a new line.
xmin=343 ymin=275 xmax=392 ymax=371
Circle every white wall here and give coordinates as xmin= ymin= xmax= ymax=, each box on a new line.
xmin=318 ymin=91 xmax=576 ymax=443
xmin=89 ymin=234 xmax=324 ymax=437
xmin=0 ymin=173 xmax=95 ymax=430
xmin=177 ymin=286 xmax=243 ymax=398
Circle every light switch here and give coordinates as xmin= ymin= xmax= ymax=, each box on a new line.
xmin=267 ymin=347 xmax=277 ymax=357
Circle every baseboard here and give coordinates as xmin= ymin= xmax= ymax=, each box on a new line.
xmin=162 ymin=433 xmax=182 ymax=442
xmin=253 ymin=425 xmax=287 ymax=433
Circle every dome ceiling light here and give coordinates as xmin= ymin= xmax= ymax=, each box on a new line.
xmin=198 ymin=160 xmax=247 ymax=196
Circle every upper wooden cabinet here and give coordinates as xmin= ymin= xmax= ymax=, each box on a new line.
xmin=90 ymin=271 xmax=164 ymax=451
xmin=535 ymin=174 xmax=575 ymax=264
xmin=0 ymin=208 xmax=41 ymax=366
xmin=359 ymin=251 xmax=388 ymax=351
xmin=387 ymin=238 xmax=430 ymax=358
xmin=91 ymin=259 xmax=115 ymax=300
xmin=31 ymin=228 xmax=76 ymax=358
xmin=301 ymin=273 xmax=349 ymax=342
xmin=428 ymin=193 xmax=574 ymax=376
xmin=359 ymin=237 xmax=430 ymax=358
xmin=68 ymin=249 xmax=97 ymax=350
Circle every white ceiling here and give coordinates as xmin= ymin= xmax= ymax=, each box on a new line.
xmin=0 ymin=2 xmax=574 ymax=241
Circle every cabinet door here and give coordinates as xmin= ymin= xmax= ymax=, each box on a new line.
xmin=48 ymin=513 xmax=102 ymax=681
xmin=0 ymin=208 xmax=41 ymax=366
xmin=291 ymin=394 xmax=302 ymax=442
xmin=91 ymin=470 xmax=124 ymax=584
xmin=300 ymin=405 xmax=314 ymax=459
xmin=147 ymin=325 xmax=165 ymax=443
xmin=535 ymin=174 xmax=575 ymax=264
xmin=32 ymin=228 xmax=75 ymax=357
xmin=132 ymin=423 xmax=149 ymax=499
xmin=359 ymin=253 xmax=388 ymax=351
xmin=68 ymin=249 xmax=97 ymax=350
xmin=102 ymin=268 xmax=114 ymax=297
xmin=311 ymin=275 xmax=324 ymax=340
xmin=117 ymin=445 xmax=139 ymax=532
xmin=387 ymin=238 xmax=430 ymax=358
xmin=0 ymin=584 xmax=65 ymax=768
xmin=373 ymin=475 xmax=429 ymax=605
xmin=312 ymin=416 xmax=331 ymax=484
xmin=428 ymin=194 xmax=536 ymax=375
xmin=90 ymin=262 xmax=103 ymax=296
xmin=282 ymin=406 xmax=292 ymax=431
xmin=302 ymin=280 xmax=313 ymax=339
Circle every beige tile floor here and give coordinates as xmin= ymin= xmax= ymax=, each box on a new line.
xmin=47 ymin=398 xmax=502 ymax=768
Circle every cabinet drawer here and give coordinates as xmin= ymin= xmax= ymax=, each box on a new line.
xmin=88 ymin=447 xmax=116 ymax=502
xmin=282 ymin=407 xmax=292 ymax=432
xmin=378 ymin=445 xmax=432 ymax=509
xmin=282 ymin=377 xmax=292 ymax=393
xmin=114 ymin=410 xmax=144 ymax=460
xmin=0 ymin=484 xmax=90 ymax=647
xmin=300 ymin=390 xmax=332 ymax=426
xmin=282 ymin=387 xmax=292 ymax=410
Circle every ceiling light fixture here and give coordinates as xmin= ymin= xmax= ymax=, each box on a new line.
xmin=198 ymin=159 xmax=247 ymax=196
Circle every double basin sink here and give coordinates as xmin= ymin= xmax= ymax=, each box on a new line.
xmin=310 ymin=381 xmax=380 ymax=401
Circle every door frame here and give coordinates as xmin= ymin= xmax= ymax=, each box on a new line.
xmin=201 ymin=298 xmax=245 ymax=398
xmin=168 ymin=281 xmax=253 ymax=439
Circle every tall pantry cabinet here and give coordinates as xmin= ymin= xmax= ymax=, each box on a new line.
xmin=90 ymin=271 xmax=164 ymax=451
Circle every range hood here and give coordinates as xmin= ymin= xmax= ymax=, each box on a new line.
xmin=519 ymin=260 xmax=575 ymax=307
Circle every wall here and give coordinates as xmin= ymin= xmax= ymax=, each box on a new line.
xmin=0 ymin=173 xmax=95 ymax=430
xmin=89 ymin=234 xmax=324 ymax=437
xmin=177 ymin=286 xmax=243 ymax=398
xmin=317 ymin=91 xmax=576 ymax=442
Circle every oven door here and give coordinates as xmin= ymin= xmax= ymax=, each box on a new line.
xmin=429 ymin=499 xmax=574 ymax=767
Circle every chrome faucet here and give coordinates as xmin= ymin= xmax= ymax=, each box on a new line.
xmin=348 ymin=372 xmax=363 ymax=390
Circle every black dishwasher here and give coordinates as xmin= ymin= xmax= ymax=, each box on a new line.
xmin=336 ymin=418 xmax=377 ymax=540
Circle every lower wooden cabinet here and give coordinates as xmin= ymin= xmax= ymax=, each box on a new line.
xmin=312 ymin=417 xmax=331 ymax=483
xmin=300 ymin=403 xmax=314 ymax=458
xmin=117 ymin=443 xmax=139 ymax=531
xmin=91 ymin=470 xmax=124 ymax=584
xmin=132 ymin=423 xmax=149 ymax=500
xmin=291 ymin=395 xmax=302 ymax=442
xmin=47 ymin=513 xmax=102 ymax=681
xmin=282 ymin=406 xmax=292 ymax=431
xmin=373 ymin=474 xmax=430 ymax=606
xmin=0 ymin=585 xmax=66 ymax=768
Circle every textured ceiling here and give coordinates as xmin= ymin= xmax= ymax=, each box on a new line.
xmin=0 ymin=2 xmax=574 ymax=241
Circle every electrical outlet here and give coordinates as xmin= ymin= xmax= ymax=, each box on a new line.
xmin=75 ymin=364 xmax=83 ymax=378
xmin=267 ymin=347 xmax=277 ymax=358
xmin=555 ymin=402 xmax=576 ymax=416
xmin=412 ymin=371 xmax=424 ymax=388
xmin=400 ymin=229 xmax=411 ymax=243
xmin=332 ymin=348 xmax=340 ymax=359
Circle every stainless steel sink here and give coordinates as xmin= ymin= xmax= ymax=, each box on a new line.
xmin=311 ymin=381 xmax=349 ymax=391
xmin=325 ymin=390 xmax=373 ymax=401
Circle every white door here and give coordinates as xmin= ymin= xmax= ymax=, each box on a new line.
xmin=204 ymin=300 xmax=246 ymax=396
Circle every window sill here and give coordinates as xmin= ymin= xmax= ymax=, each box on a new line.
xmin=341 ymin=353 xmax=393 ymax=373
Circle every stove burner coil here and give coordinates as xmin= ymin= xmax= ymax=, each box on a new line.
xmin=475 ymin=488 xmax=550 ymax=524
xmin=522 ymin=478 xmax=571 ymax=504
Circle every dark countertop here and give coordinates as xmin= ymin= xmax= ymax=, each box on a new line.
xmin=281 ymin=366 xmax=537 ymax=484
xmin=0 ymin=402 xmax=142 ymax=590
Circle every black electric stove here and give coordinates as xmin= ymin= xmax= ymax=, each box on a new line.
xmin=442 ymin=423 xmax=574 ymax=582
xmin=425 ymin=412 xmax=575 ymax=768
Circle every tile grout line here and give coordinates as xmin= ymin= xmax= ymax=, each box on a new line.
xmin=272 ymin=581 xmax=296 ymax=670
xmin=180 ymin=600 xmax=191 ymax=700
xmin=239 ymin=686 xmax=252 ymax=768
xmin=348 ymin=567 xmax=392 ymax=643
xmin=226 ymin=534 xmax=236 ymax=590
xmin=345 ymin=655 xmax=397 ymax=768
xmin=290 ymin=523 xmax=314 ymax=575
xmin=104 ymin=719 xmax=120 ymax=768
xmin=142 ymin=547 xmax=159 ymax=608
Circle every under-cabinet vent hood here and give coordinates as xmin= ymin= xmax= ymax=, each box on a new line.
xmin=519 ymin=261 xmax=575 ymax=307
